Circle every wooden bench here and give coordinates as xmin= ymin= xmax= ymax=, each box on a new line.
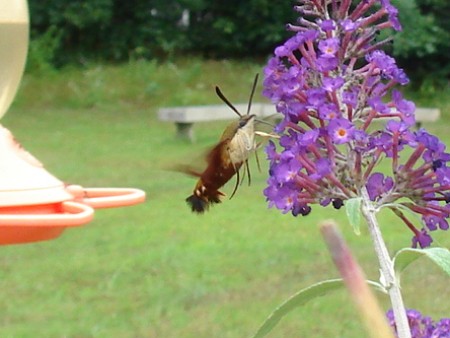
xmin=157 ymin=103 xmax=277 ymax=141
xmin=157 ymin=104 xmax=440 ymax=141
xmin=414 ymin=107 xmax=441 ymax=128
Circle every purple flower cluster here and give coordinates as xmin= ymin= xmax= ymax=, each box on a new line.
xmin=386 ymin=309 xmax=450 ymax=337
xmin=263 ymin=0 xmax=450 ymax=247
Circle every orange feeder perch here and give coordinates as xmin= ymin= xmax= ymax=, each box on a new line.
xmin=0 ymin=1 xmax=146 ymax=245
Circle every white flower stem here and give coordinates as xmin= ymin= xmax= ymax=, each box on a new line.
xmin=360 ymin=187 xmax=411 ymax=338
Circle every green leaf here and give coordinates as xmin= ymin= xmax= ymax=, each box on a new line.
xmin=251 ymin=279 xmax=384 ymax=338
xmin=345 ymin=197 xmax=362 ymax=235
xmin=394 ymin=247 xmax=450 ymax=276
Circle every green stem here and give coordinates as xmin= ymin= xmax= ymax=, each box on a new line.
xmin=360 ymin=187 xmax=411 ymax=338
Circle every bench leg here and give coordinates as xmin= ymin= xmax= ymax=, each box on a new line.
xmin=175 ymin=122 xmax=194 ymax=141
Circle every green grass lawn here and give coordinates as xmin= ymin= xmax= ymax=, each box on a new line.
xmin=1 ymin=59 xmax=449 ymax=337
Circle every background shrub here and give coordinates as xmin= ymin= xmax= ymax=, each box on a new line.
xmin=27 ymin=0 xmax=450 ymax=83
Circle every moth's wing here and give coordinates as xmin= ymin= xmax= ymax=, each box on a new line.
xmin=172 ymin=164 xmax=203 ymax=178
xmin=172 ymin=139 xmax=228 ymax=178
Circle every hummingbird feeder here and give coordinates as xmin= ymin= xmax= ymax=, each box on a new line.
xmin=0 ymin=0 xmax=146 ymax=245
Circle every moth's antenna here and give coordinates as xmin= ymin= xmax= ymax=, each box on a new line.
xmin=215 ymin=86 xmax=242 ymax=117
xmin=247 ymin=74 xmax=259 ymax=116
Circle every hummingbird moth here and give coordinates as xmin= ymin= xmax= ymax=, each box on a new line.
xmin=184 ymin=74 xmax=261 ymax=213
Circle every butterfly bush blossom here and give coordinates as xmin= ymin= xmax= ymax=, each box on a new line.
xmin=263 ymin=0 xmax=450 ymax=248
xmin=386 ymin=309 xmax=450 ymax=337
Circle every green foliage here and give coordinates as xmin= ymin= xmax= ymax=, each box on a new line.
xmin=394 ymin=248 xmax=450 ymax=276
xmin=390 ymin=0 xmax=450 ymax=83
xmin=26 ymin=0 xmax=450 ymax=82
xmin=28 ymin=0 xmax=113 ymax=65
xmin=345 ymin=197 xmax=363 ymax=236
xmin=28 ymin=0 xmax=188 ymax=65
xmin=389 ymin=0 xmax=438 ymax=58
xmin=186 ymin=0 xmax=296 ymax=57
xmin=26 ymin=0 xmax=294 ymax=65
xmin=26 ymin=25 xmax=61 ymax=73
xmin=252 ymin=279 xmax=385 ymax=338
xmin=252 ymin=279 xmax=349 ymax=338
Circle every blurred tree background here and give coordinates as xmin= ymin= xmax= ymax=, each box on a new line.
xmin=27 ymin=0 xmax=449 ymax=84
